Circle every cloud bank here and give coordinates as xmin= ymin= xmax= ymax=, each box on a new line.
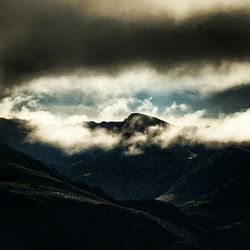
xmin=124 ymin=108 xmax=250 ymax=155
xmin=2 ymin=0 xmax=250 ymax=90
xmin=27 ymin=123 xmax=121 ymax=154
xmin=1 ymin=92 xmax=250 ymax=154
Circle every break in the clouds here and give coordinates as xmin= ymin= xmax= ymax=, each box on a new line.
xmin=2 ymin=0 xmax=250 ymax=89
xmin=1 ymin=64 xmax=250 ymax=123
xmin=4 ymin=64 xmax=250 ymax=120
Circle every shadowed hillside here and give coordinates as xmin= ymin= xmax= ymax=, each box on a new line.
xmin=0 ymin=143 xmax=216 ymax=250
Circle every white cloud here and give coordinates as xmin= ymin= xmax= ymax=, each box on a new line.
xmin=27 ymin=124 xmax=121 ymax=154
xmin=84 ymin=0 xmax=250 ymax=21
xmin=136 ymin=97 xmax=159 ymax=117
xmin=124 ymin=144 xmax=144 ymax=156
xmin=156 ymin=108 xmax=250 ymax=146
xmin=196 ymin=109 xmax=250 ymax=143
xmin=1 ymin=92 xmax=250 ymax=154
xmin=0 ymin=95 xmax=120 ymax=153
xmin=10 ymin=62 xmax=250 ymax=100
xmin=66 ymin=115 xmax=89 ymax=125
xmin=31 ymin=107 xmax=250 ymax=152
xmin=163 ymin=110 xmax=207 ymax=127
xmin=98 ymin=97 xmax=136 ymax=121
xmin=3 ymin=62 xmax=250 ymax=125
xmin=165 ymin=101 xmax=191 ymax=115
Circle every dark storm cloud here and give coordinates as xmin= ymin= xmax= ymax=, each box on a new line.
xmin=1 ymin=0 xmax=250 ymax=88
xmin=203 ymin=84 xmax=250 ymax=116
xmin=168 ymin=84 xmax=250 ymax=117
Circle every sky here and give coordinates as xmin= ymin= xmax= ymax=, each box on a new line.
xmin=1 ymin=0 xmax=250 ymax=152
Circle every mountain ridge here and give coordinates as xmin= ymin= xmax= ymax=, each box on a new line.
xmin=86 ymin=112 xmax=169 ymax=136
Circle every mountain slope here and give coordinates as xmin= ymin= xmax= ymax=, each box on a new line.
xmin=62 ymin=145 xmax=191 ymax=199
xmin=0 ymin=143 xmax=213 ymax=250
xmin=157 ymin=145 xmax=250 ymax=248
xmin=160 ymin=146 xmax=250 ymax=203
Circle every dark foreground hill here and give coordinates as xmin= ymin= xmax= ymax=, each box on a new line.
xmin=0 ymin=143 xmax=219 ymax=250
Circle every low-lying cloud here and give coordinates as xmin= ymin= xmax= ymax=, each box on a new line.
xmin=0 ymin=96 xmax=121 ymax=153
xmin=128 ymin=108 xmax=250 ymax=154
xmin=1 ymin=83 xmax=250 ymax=154
xmin=27 ymin=123 xmax=121 ymax=154
xmin=1 ymin=107 xmax=250 ymax=155
xmin=22 ymin=108 xmax=250 ymax=155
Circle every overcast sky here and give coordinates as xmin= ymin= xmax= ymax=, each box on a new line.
xmin=1 ymin=0 xmax=250 ymax=150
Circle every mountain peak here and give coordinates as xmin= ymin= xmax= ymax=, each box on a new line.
xmin=85 ymin=113 xmax=169 ymax=135
xmin=124 ymin=113 xmax=167 ymax=126
xmin=127 ymin=112 xmax=147 ymax=118
xmin=126 ymin=113 xmax=153 ymax=120
xmin=122 ymin=113 xmax=169 ymax=134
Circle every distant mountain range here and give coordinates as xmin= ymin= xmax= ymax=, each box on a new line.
xmin=0 ymin=113 xmax=250 ymax=248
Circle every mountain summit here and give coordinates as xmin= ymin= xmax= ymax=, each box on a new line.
xmin=122 ymin=113 xmax=168 ymax=133
xmin=124 ymin=113 xmax=166 ymax=125
xmin=86 ymin=113 xmax=169 ymax=136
